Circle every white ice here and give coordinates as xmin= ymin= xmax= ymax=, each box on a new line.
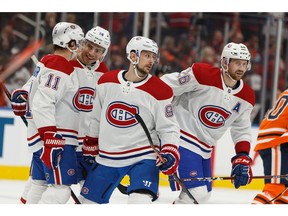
xmin=0 ymin=179 xmax=259 ymax=204
xmin=1 ymin=179 xmax=287 ymax=216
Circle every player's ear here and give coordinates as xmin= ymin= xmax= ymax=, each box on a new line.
xmin=221 ymin=58 xmax=228 ymax=70
xmin=129 ymin=51 xmax=137 ymax=62
xmin=68 ymin=40 xmax=77 ymax=50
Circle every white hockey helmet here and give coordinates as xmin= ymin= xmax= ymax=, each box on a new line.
xmin=85 ymin=26 xmax=111 ymax=61
xmin=221 ymin=42 xmax=251 ymax=70
xmin=126 ymin=36 xmax=159 ymax=64
xmin=52 ymin=22 xmax=84 ymax=49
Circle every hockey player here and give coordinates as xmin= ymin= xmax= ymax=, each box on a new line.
xmin=11 ymin=22 xmax=84 ymax=204
xmin=80 ymin=36 xmax=180 ymax=204
xmin=161 ymin=42 xmax=255 ymax=204
xmin=12 ymin=25 xmax=111 ymax=204
xmin=252 ymin=89 xmax=288 ymax=204
xmin=70 ymin=26 xmax=110 ymax=196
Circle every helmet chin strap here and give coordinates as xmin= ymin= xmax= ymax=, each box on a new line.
xmin=133 ymin=64 xmax=143 ymax=79
xmin=225 ymin=70 xmax=237 ymax=83
xmin=221 ymin=64 xmax=237 ymax=84
xmin=67 ymin=46 xmax=78 ymax=60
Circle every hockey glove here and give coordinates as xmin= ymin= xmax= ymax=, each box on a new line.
xmin=82 ymin=136 xmax=99 ymax=163
xmin=231 ymin=153 xmax=253 ymax=189
xmin=156 ymin=144 xmax=180 ymax=175
xmin=11 ymin=89 xmax=28 ymax=116
xmin=40 ymin=132 xmax=65 ymax=169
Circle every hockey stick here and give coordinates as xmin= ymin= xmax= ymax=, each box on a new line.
xmin=168 ymin=174 xmax=288 ymax=182
xmin=134 ymin=113 xmax=199 ymax=204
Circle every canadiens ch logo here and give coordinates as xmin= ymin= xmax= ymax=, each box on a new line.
xmin=198 ymin=105 xmax=231 ymax=129
xmin=73 ymin=87 xmax=95 ymax=112
xmin=106 ymin=101 xmax=139 ymax=128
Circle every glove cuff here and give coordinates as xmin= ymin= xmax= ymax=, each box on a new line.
xmin=161 ymin=144 xmax=180 ymax=161
xmin=82 ymin=137 xmax=99 ymax=156
xmin=43 ymin=132 xmax=65 ymax=148
xmin=82 ymin=143 xmax=99 ymax=152
xmin=85 ymin=136 xmax=99 ymax=145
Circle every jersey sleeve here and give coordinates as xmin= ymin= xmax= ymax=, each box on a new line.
xmin=153 ymin=95 xmax=180 ymax=148
xmin=160 ymin=66 xmax=198 ymax=97
xmin=21 ymin=75 xmax=34 ymax=92
xmin=230 ymin=105 xmax=253 ymax=154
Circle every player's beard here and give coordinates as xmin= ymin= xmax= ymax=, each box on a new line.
xmin=136 ymin=65 xmax=149 ymax=78
xmin=231 ymin=70 xmax=244 ymax=81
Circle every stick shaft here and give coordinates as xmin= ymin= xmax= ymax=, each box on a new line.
xmin=134 ymin=113 xmax=198 ymax=204
xmin=168 ymin=174 xmax=288 ymax=182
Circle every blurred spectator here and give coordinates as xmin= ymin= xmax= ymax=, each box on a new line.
xmin=199 ymin=46 xmax=218 ymax=66
xmin=245 ymin=35 xmax=261 ymax=63
xmin=0 ymin=85 xmax=7 ymax=107
xmin=4 ymin=65 xmax=31 ymax=106
xmin=0 ymin=56 xmax=9 ymax=107
xmin=1 ymin=21 xmax=15 ymax=58
xmin=230 ymin=31 xmax=244 ymax=44
xmin=267 ymin=37 xmax=285 ymax=92
xmin=160 ymin=36 xmax=179 ymax=69
xmin=66 ymin=13 xmax=77 ymax=24
xmin=109 ymin=51 xmax=128 ymax=70
xmin=243 ymin=63 xmax=262 ymax=121
xmin=209 ymin=29 xmax=224 ymax=55
xmin=41 ymin=12 xmax=58 ymax=55
xmin=166 ymin=12 xmax=193 ymax=41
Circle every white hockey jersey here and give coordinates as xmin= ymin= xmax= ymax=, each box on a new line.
xmin=25 ymin=55 xmax=95 ymax=153
xmin=87 ymin=70 xmax=180 ymax=167
xmin=161 ymin=63 xmax=255 ymax=159
xmin=69 ymin=60 xmax=108 ymax=151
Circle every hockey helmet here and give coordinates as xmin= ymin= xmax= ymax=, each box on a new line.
xmin=221 ymin=42 xmax=251 ymax=70
xmin=52 ymin=22 xmax=84 ymax=49
xmin=126 ymin=36 xmax=159 ymax=64
xmin=85 ymin=26 xmax=111 ymax=61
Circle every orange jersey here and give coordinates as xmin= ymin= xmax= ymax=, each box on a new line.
xmin=255 ymin=89 xmax=288 ymax=151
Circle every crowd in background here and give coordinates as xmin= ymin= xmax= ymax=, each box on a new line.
xmin=1 ymin=12 xmax=288 ymax=124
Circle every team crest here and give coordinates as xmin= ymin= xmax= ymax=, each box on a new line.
xmin=199 ymin=105 xmax=231 ymax=129
xmin=67 ymin=169 xmax=75 ymax=176
xmin=73 ymin=87 xmax=95 ymax=112
xmin=165 ymin=104 xmax=174 ymax=117
xmin=106 ymin=101 xmax=139 ymax=128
